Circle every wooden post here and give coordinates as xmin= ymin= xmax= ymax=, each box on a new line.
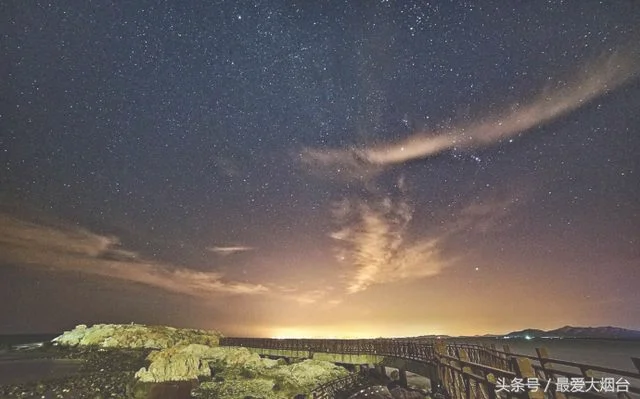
xmin=483 ymin=373 xmax=497 ymax=399
xmin=435 ymin=340 xmax=447 ymax=356
xmin=511 ymin=357 xmax=544 ymax=399
xmin=535 ymin=347 xmax=567 ymax=399
xmin=446 ymin=367 xmax=459 ymax=399
xmin=502 ymin=344 xmax=511 ymax=370
xmin=535 ymin=347 xmax=552 ymax=380
xmin=399 ymin=367 xmax=408 ymax=388
xmin=459 ymin=349 xmax=471 ymax=369
xmin=632 ymin=357 xmax=640 ymax=373
xmin=428 ymin=364 xmax=442 ymax=390
xmin=459 ymin=349 xmax=473 ymax=399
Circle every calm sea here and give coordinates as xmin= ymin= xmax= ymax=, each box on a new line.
xmin=455 ymin=338 xmax=640 ymax=372
xmin=0 ymin=333 xmax=81 ymax=386
xmin=0 ymin=334 xmax=58 ymax=351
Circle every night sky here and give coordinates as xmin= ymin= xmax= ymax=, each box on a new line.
xmin=1 ymin=1 xmax=639 ymax=338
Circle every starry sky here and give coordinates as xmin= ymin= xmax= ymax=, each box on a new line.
xmin=1 ymin=1 xmax=639 ymax=338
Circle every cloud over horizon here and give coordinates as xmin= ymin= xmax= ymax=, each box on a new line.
xmin=326 ymin=185 xmax=525 ymax=294
xmin=0 ymin=214 xmax=268 ymax=297
xmin=330 ymin=196 xmax=448 ymax=293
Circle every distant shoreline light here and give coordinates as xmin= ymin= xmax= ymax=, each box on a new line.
xmin=267 ymin=325 xmax=447 ymax=340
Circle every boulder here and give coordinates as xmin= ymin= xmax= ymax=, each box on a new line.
xmin=136 ymin=346 xmax=282 ymax=383
xmin=135 ymin=344 xmax=220 ymax=382
xmin=266 ymin=359 xmax=349 ymax=393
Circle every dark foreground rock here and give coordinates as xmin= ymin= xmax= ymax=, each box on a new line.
xmin=0 ymin=346 xmax=151 ymax=399
xmin=1 ymin=370 xmax=134 ymax=399
xmin=347 ymin=385 xmax=429 ymax=399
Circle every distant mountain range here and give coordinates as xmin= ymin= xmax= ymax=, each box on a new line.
xmin=503 ymin=326 xmax=640 ymax=339
xmin=414 ymin=326 xmax=640 ymax=340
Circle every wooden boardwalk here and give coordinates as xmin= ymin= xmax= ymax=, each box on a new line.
xmin=220 ymin=337 xmax=640 ymax=399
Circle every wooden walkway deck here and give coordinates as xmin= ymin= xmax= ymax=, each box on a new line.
xmin=220 ymin=337 xmax=640 ymax=399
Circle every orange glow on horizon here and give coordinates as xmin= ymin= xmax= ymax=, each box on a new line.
xmin=268 ymin=324 xmax=449 ymax=339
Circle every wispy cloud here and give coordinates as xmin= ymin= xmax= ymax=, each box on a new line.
xmin=268 ymin=284 xmax=341 ymax=306
xmin=208 ymin=246 xmax=255 ymax=256
xmin=0 ymin=214 xmax=268 ymax=297
xmin=328 ymin=188 xmax=525 ymax=294
xmin=331 ymin=196 xmax=450 ymax=293
xmin=292 ymin=289 xmax=330 ymax=305
xmin=302 ymin=52 xmax=637 ymax=175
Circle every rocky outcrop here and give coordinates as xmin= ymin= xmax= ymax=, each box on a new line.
xmin=135 ymin=344 xmax=218 ymax=382
xmin=134 ymin=344 xmax=349 ymax=397
xmin=52 ymin=324 xmax=349 ymax=398
xmin=194 ymin=378 xmax=279 ymax=398
xmin=52 ymin=324 xmax=222 ymax=349
xmin=193 ymin=347 xmax=349 ymax=398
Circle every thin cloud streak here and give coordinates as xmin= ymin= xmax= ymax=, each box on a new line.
xmin=208 ymin=246 xmax=255 ymax=255
xmin=0 ymin=215 xmax=268 ymax=297
xmin=303 ymin=52 xmax=637 ymax=172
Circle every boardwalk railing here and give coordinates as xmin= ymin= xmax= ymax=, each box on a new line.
xmin=220 ymin=337 xmax=436 ymax=359
xmin=309 ymin=370 xmax=368 ymax=399
xmin=220 ymin=338 xmax=640 ymax=399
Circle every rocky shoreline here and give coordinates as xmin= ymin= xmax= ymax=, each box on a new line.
xmin=0 ymin=345 xmax=152 ymax=398
xmin=0 ymin=324 xmax=358 ymax=399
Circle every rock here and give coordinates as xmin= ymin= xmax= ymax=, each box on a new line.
xmin=52 ymin=324 xmax=223 ymax=350
xmin=349 ymin=386 xmax=394 ymax=398
xmin=189 ymin=347 xmax=350 ymax=399
xmin=270 ymin=359 xmax=349 ymax=393
xmin=195 ymin=378 xmax=277 ymax=398
xmin=389 ymin=387 xmax=426 ymax=399
xmin=135 ymin=344 xmax=220 ymax=382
